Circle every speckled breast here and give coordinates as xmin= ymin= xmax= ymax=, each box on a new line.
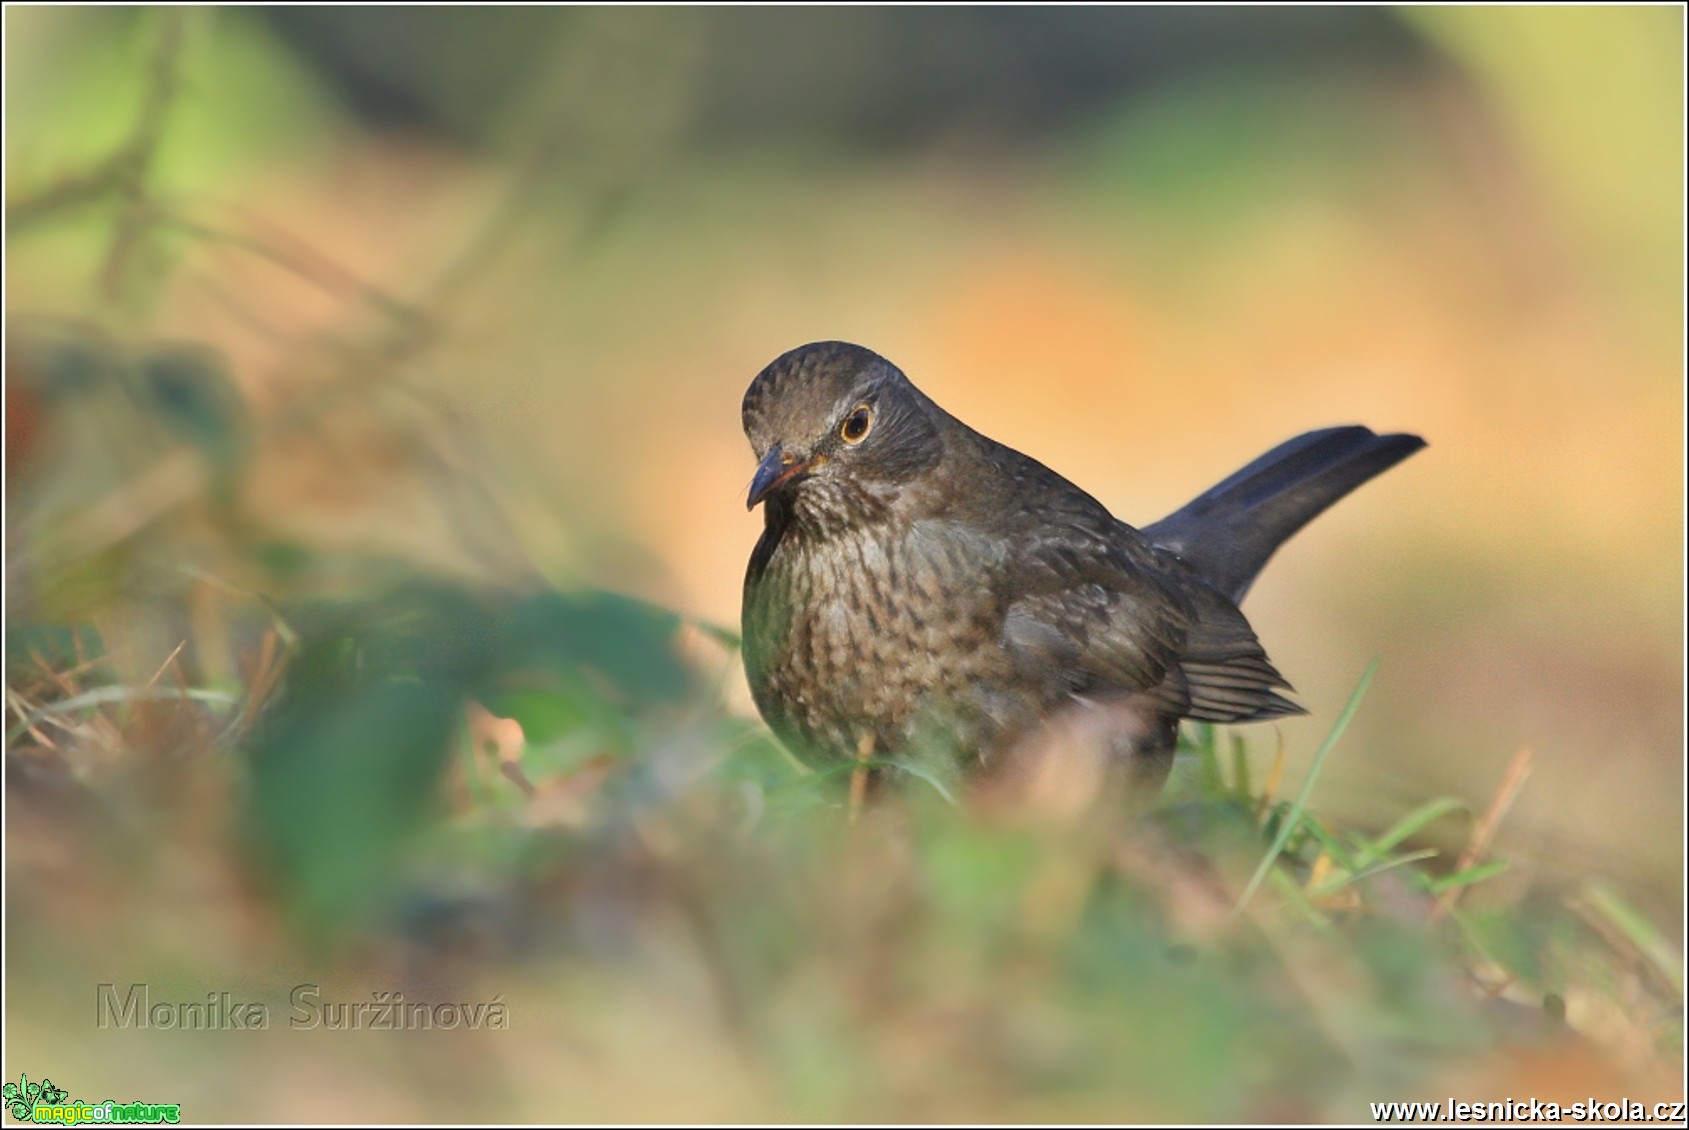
xmin=743 ymin=518 xmax=1014 ymax=767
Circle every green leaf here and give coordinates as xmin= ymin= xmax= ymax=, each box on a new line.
xmin=243 ymin=580 xmax=494 ymax=937
xmin=494 ymin=590 xmax=695 ymax=708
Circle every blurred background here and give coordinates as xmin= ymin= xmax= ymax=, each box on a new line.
xmin=5 ymin=6 xmax=1682 ymax=1122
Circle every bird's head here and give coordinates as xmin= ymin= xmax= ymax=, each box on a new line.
xmin=742 ymin=342 xmax=943 ymax=523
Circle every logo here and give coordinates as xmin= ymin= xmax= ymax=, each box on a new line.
xmin=4 ymin=1078 xmax=67 ymax=1119
xmin=3 ymin=1074 xmax=180 ymax=1124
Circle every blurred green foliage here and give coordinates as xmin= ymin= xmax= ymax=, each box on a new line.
xmin=243 ymin=580 xmax=697 ymax=934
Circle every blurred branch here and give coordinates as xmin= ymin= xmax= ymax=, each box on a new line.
xmin=9 ymin=9 xmax=706 ymax=583
xmin=155 ymin=205 xmax=433 ymax=332
xmin=6 ymin=13 xmax=188 ymax=233
xmin=424 ymin=9 xmax=704 ymax=310
xmin=97 ymin=11 xmax=190 ymax=308
xmin=1431 ymin=746 xmax=1531 ymax=921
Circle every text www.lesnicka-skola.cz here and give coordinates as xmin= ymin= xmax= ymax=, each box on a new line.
xmin=1371 ymin=1098 xmax=1686 ymax=1123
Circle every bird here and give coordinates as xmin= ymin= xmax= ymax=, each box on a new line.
xmin=740 ymin=341 xmax=1424 ymax=799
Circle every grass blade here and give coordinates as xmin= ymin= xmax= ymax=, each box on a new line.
xmin=1426 ymin=859 xmax=1508 ymax=894
xmin=1234 ymin=657 xmax=1380 ymax=915
xmin=1357 ymin=796 xmax=1468 ymax=866
xmin=1307 ymin=847 xmax=1439 ymax=899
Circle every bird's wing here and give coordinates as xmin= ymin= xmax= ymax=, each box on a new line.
xmin=1000 ymin=499 xmax=1191 ymax=702
xmin=1001 ymin=505 xmax=1301 ymax=724
xmin=1173 ymin=576 xmax=1304 ymax=722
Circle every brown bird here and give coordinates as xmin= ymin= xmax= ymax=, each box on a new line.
xmin=741 ymin=341 xmax=1423 ymax=797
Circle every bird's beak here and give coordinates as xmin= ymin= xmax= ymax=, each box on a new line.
xmin=747 ymin=444 xmax=819 ymax=510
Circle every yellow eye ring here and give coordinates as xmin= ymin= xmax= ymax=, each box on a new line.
xmin=839 ymin=405 xmax=873 ymax=444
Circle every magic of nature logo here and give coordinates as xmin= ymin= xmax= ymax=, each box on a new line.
xmin=4 ymin=1074 xmax=180 ymax=1124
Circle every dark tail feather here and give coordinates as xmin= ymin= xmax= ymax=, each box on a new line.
xmin=1143 ymin=426 xmax=1425 ymax=603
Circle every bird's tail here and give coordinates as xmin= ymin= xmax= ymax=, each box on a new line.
xmin=1143 ymin=426 xmax=1425 ymax=603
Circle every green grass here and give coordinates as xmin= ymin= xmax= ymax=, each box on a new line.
xmin=6 ymin=578 xmax=1681 ymax=1121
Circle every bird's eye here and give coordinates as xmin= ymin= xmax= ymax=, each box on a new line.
xmin=839 ymin=405 xmax=873 ymax=445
